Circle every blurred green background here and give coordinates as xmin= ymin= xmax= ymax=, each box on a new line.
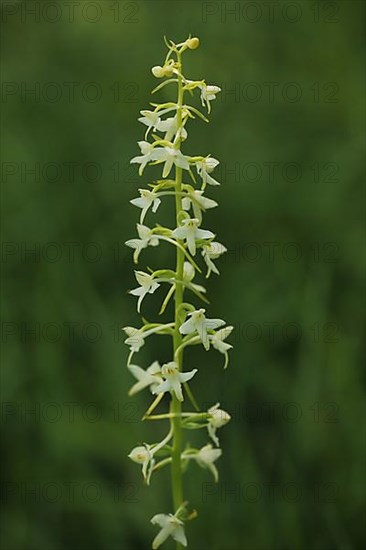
xmin=1 ymin=1 xmax=365 ymax=549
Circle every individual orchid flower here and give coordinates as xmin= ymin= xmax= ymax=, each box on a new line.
xmin=186 ymin=444 xmax=222 ymax=483
xmin=138 ymin=110 xmax=161 ymax=131
xmin=182 ymin=189 xmax=217 ymax=223
xmin=123 ymin=323 xmax=174 ymax=358
xmin=151 ymin=513 xmax=187 ymax=549
xmin=152 ymin=146 xmax=191 ymax=178
xmin=152 ymin=361 xmax=197 ymax=402
xmin=211 ymin=326 xmax=234 ymax=369
xmin=129 ymin=427 xmax=174 ymax=485
xmin=201 ymin=241 xmax=227 ymax=277
xmin=128 ymin=361 xmax=162 ymax=396
xmin=125 ymin=224 xmax=160 ymax=263
xmin=179 ymin=308 xmax=225 ymax=350
xmin=130 ymin=189 xmax=162 ymax=223
xmin=138 ymin=107 xmax=176 ymax=135
xmin=157 ymin=115 xmax=188 ymax=142
xmin=196 ymin=444 xmax=222 ymax=482
xmin=128 ymin=445 xmax=155 ymax=484
xmin=129 ymin=271 xmax=160 ymax=313
xmin=199 ymin=84 xmax=221 ymax=112
xmin=196 ymin=156 xmax=220 ymax=186
xmin=123 ymin=326 xmax=146 ymax=353
xmin=130 ymin=141 xmax=158 ymax=175
xmin=172 ymin=218 xmax=214 ymax=256
xmin=211 ymin=326 xmax=234 ymax=354
xmin=207 ymin=403 xmax=231 ymax=446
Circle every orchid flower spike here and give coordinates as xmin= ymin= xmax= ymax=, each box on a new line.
xmin=125 ymin=36 xmax=233 ymax=548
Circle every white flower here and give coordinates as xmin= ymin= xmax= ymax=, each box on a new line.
xmin=152 ymin=146 xmax=190 ymax=178
xmin=123 ymin=326 xmax=146 ymax=353
xmin=130 ymin=189 xmax=161 ymax=223
xmin=202 ymin=241 xmax=227 ymax=277
xmin=196 ymin=156 xmax=220 ymax=186
xmin=211 ymin=326 xmax=233 ymax=354
xmin=130 ymin=141 xmax=157 ymax=175
xmin=138 ymin=110 xmax=161 ymax=131
xmin=182 ymin=190 xmax=217 ymax=223
xmin=128 ymin=444 xmax=155 ymax=484
xmin=172 ymin=218 xmax=214 ymax=256
xmin=179 ymin=308 xmax=225 ymax=350
xmin=151 ymin=513 xmax=187 ymax=549
xmin=207 ymin=403 xmax=231 ymax=446
xmin=123 ymin=323 xmax=174 ymax=358
xmin=196 ymin=444 xmax=222 ymax=482
xmin=200 ymin=84 xmax=221 ymax=112
xmin=137 ymin=107 xmax=177 ymax=135
xmin=129 ymin=428 xmax=173 ymax=485
xmin=125 ymin=224 xmax=160 ymax=263
xmin=157 ymin=115 xmax=188 ymax=142
xmin=152 ymin=361 xmax=197 ymax=402
xmin=129 ymin=270 xmax=160 ymax=312
xmin=128 ymin=361 xmax=161 ymax=396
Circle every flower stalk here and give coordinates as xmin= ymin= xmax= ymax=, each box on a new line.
xmin=125 ymin=36 xmax=232 ymax=549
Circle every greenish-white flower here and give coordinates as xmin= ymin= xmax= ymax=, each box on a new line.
xmin=200 ymin=84 xmax=221 ymax=112
xmin=157 ymin=115 xmax=188 ymax=142
xmin=138 ymin=108 xmax=176 ymax=134
xmin=210 ymin=326 xmax=234 ymax=369
xmin=152 ymin=361 xmax=197 ymax=402
xmin=208 ymin=403 xmax=231 ymax=446
xmin=211 ymin=326 xmax=234 ymax=354
xmin=195 ymin=444 xmax=222 ymax=482
xmin=128 ymin=361 xmax=161 ymax=396
xmin=125 ymin=224 xmax=160 ymax=263
xmin=196 ymin=156 xmax=220 ymax=186
xmin=129 ymin=270 xmax=160 ymax=312
xmin=202 ymin=241 xmax=227 ymax=277
xmin=172 ymin=218 xmax=214 ymax=256
xmin=152 ymin=146 xmax=190 ymax=178
xmin=151 ymin=513 xmax=187 ymax=549
xmin=179 ymin=308 xmax=225 ymax=350
xmin=128 ymin=445 xmax=154 ymax=483
xmin=123 ymin=326 xmax=146 ymax=353
xmin=130 ymin=189 xmax=161 ymax=223
xmin=182 ymin=190 xmax=217 ymax=223
xmin=130 ymin=141 xmax=158 ymax=175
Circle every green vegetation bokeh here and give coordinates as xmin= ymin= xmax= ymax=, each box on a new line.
xmin=1 ymin=1 xmax=365 ymax=549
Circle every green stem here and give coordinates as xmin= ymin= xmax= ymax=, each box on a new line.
xmin=170 ymin=50 xmax=185 ymax=550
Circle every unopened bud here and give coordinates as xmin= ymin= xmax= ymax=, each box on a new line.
xmin=151 ymin=65 xmax=165 ymax=78
xmin=186 ymin=37 xmax=200 ymax=50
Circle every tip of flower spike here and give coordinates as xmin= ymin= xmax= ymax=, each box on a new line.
xmin=186 ymin=37 xmax=200 ymax=50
